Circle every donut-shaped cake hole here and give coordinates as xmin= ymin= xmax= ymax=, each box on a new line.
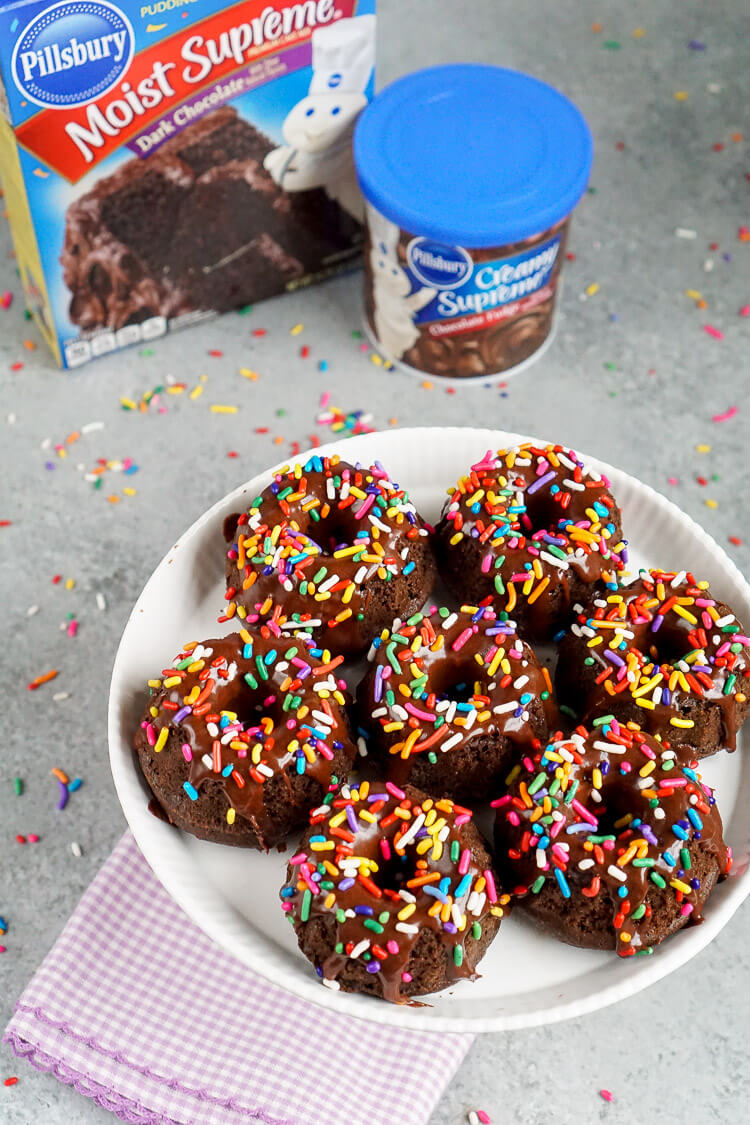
xmin=617 ymin=609 xmax=698 ymax=668
xmin=570 ymin=769 xmax=654 ymax=841
xmin=215 ymin=687 xmax=288 ymax=748
xmin=365 ymin=850 xmax=412 ymax=897
xmin=517 ymin=478 xmax=573 ymax=531
xmin=290 ymin=508 xmax=370 ymax=561
xmin=413 ymin=652 xmax=490 ymax=711
xmin=344 ymin=827 xmax=430 ymax=900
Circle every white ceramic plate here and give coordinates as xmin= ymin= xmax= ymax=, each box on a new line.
xmin=108 ymin=427 xmax=750 ymax=1032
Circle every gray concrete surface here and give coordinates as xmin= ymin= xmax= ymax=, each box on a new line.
xmin=1 ymin=1 xmax=748 ymax=1122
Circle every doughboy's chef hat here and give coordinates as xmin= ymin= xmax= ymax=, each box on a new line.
xmin=309 ymin=15 xmax=376 ymax=96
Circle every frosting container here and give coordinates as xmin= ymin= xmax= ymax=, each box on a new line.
xmin=353 ymin=65 xmax=593 ymax=381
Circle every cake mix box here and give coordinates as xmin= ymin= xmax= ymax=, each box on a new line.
xmin=0 ymin=0 xmax=376 ymax=366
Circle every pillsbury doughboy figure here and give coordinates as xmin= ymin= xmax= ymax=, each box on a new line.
xmin=367 ymin=204 xmax=436 ymax=361
xmin=263 ymin=16 xmax=375 ymax=220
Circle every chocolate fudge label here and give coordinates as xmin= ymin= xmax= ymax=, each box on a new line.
xmin=11 ymin=1 xmax=135 ymax=109
xmin=408 ymin=233 xmax=561 ymax=326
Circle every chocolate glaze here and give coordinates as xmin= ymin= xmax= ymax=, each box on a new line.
xmin=280 ymin=782 xmax=508 ymax=1002
xmin=358 ymin=602 xmax=558 ymax=794
xmin=436 ymin=443 xmax=627 ymax=641
xmin=494 ymin=722 xmax=731 ymax=955
xmin=223 ymin=455 xmax=435 ymax=657
xmin=133 ymin=631 xmax=356 ymax=850
xmin=147 ymin=796 xmax=172 ymax=824
xmin=557 ymin=569 xmax=750 ymax=758
xmin=62 ymin=107 xmax=360 ymax=332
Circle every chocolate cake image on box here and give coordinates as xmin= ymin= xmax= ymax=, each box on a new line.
xmin=61 ymin=107 xmax=362 ymax=331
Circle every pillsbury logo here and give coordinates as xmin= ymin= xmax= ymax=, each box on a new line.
xmin=11 ymin=1 xmax=134 ymax=109
xmin=406 ymin=238 xmax=473 ymax=290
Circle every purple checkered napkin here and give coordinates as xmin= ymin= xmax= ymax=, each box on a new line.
xmin=3 ymin=832 xmax=473 ymax=1125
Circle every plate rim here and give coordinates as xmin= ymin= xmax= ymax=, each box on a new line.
xmin=108 ymin=425 xmax=750 ymax=1032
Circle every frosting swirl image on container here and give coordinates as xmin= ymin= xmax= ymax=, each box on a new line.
xmin=354 ymin=65 xmax=593 ymax=381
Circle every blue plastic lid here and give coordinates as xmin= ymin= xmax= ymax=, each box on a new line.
xmin=354 ymin=64 xmax=593 ymax=248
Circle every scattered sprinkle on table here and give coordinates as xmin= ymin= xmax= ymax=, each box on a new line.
xmin=27 ymin=669 xmax=58 ymax=691
xmin=316 ymin=397 xmax=375 ymax=435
